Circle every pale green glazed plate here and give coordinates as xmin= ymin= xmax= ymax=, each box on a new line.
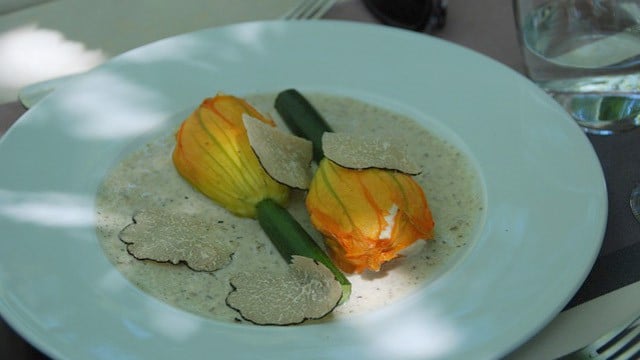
xmin=0 ymin=21 xmax=607 ymax=359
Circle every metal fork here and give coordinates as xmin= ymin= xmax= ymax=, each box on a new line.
xmin=282 ymin=0 xmax=336 ymax=20
xmin=561 ymin=312 xmax=640 ymax=359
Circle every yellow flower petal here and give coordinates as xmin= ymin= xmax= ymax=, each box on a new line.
xmin=306 ymin=159 xmax=434 ymax=273
xmin=173 ymin=94 xmax=289 ymax=217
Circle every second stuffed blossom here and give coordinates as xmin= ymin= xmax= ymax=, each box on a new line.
xmin=275 ymin=89 xmax=436 ymax=274
xmin=306 ymin=158 xmax=434 ymax=273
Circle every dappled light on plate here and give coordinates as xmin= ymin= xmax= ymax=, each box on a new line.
xmin=97 ymin=268 xmax=132 ymax=294
xmin=146 ymin=306 xmax=203 ymax=341
xmin=353 ymin=304 xmax=462 ymax=359
xmin=0 ymin=189 xmax=93 ymax=227
xmin=52 ymin=72 xmax=173 ymax=140
xmin=0 ymin=24 xmax=105 ymax=100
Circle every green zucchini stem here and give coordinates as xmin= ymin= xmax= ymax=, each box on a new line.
xmin=256 ymin=198 xmax=351 ymax=303
xmin=274 ymin=89 xmax=333 ymax=162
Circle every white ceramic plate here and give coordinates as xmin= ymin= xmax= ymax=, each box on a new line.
xmin=0 ymin=21 xmax=607 ymax=359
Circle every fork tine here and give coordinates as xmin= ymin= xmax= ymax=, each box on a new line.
xmin=562 ymin=313 xmax=640 ymax=360
xmin=598 ymin=323 xmax=640 ymax=358
xmin=615 ymin=339 xmax=640 ymax=360
xmin=299 ymin=0 xmax=335 ymax=19
xmin=609 ymin=334 xmax=640 ymax=360
xmin=282 ymin=0 xmax=335 ymax=20
xmin=315 ymin=0 xmax=337 ymax=19
xmin=282 ymin=0 xmax=312 ymax=20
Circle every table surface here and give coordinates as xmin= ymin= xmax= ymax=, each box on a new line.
xmin=1 ymin=1 xmax=640 ymax=359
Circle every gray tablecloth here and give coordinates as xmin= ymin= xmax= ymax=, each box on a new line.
xmin=1 ymin=1 xmax=639 ymax=359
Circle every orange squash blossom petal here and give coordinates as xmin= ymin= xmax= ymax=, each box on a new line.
xmin=172 ymin=94 xmax=288 ymax=217
xmin=306 ymin=159 xmax=434 ymax=273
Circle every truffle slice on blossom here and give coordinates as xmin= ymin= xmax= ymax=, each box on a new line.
xmin=322 ymin=132 xmax=421 ymax=175
xmin=243 ymin=114 xmax=313 ymax=190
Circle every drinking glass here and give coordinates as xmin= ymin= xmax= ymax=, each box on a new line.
xmin=513 ymin=0 xmax=640 ymax=134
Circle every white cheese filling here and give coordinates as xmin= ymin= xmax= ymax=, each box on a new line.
xmin=379 ymin=204 xmax=399 ymax=240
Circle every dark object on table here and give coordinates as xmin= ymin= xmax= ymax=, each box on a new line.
xmin=362 ymin=0 xmax=447 ymax=32
xmin=631 ymin=183 xmax=640 ymax=223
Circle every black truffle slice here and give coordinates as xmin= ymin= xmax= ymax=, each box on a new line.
xmin=119 ymin=209 xmax=235 ymax=272
xmin=243 ymin=114 xmax=313 ymax=190
xmin=226 ymin=255 xmax=343 ymax=325
xmin=322 ymin=132 xmax=421 ymax=175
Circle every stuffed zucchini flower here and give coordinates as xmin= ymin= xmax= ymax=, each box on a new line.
xmin=306 ymin=159 xmax=434 ymax=273
xmin=172 ymin=94 xmax=288 ymax=218
xmin=275 ymin=89 xmax=435 ymax=274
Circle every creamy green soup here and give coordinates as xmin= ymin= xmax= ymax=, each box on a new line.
xmin=95 ymin=93 xmax=484 ymax=323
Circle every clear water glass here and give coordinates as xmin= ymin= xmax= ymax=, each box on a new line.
xmin=513 ymin=0 xmax=640 ymax=134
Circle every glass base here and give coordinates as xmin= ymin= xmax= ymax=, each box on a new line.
xmin=536 ymin=75 xmax=640 ymax=135
xmin=549 ymin=91 xmax=640 ymax=135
